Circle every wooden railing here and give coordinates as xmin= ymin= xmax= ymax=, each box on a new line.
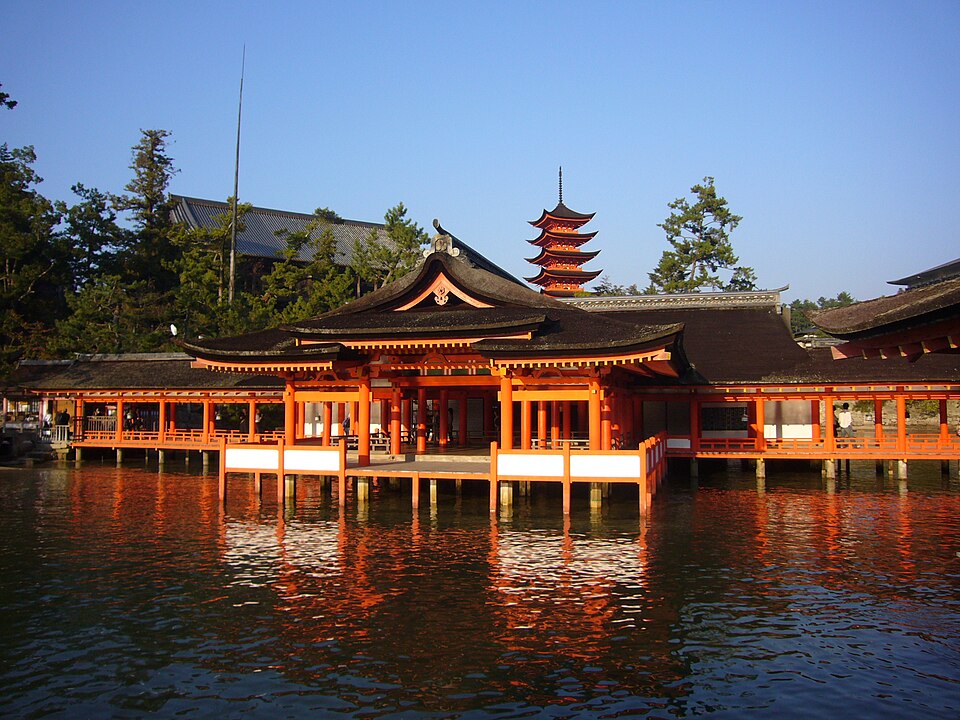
xmin=672 ymin=433 xmax=960 ymax=459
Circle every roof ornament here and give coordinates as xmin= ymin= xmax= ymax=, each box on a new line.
xmin=559 ymin=165 xmax=563 ymax=204
xmin=426 ymin=218 xmax=461 ymax=258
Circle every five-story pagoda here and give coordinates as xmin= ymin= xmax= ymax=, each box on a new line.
xmin=525 ymin=169 xmax=602 ymax=296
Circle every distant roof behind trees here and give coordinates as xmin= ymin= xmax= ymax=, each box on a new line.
xmin=170 ymin=195 xmax=385 ymax=266
xmin=170 ymin=195 xmax=523 ymax=284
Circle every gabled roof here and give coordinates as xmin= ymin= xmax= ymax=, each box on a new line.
xmin=183 ymin=244 xmax=684 ymax=372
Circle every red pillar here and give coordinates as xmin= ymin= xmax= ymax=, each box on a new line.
xmin=811 ymin=399 xmax=821 ymax=441
xmin=537 ymin=401 xmax=547 ymax=447
xmin=755 ymin=398 xmax=766 ymax=451
xmin=390 ymin=387 xmax=402 ymax=455
xmin=417 ymin=388 xmax=427 ymax=454
xmin=521 ymin=400 xmax=532 ymax=450
xmin=589 ymin=380 xmax=602 ymax=451
xmin=483 ymin=394 xmax=493 ymax=441
xmin=601 ymin=392 xmax=612 ymax=451
xmin=439 ymin=389 xmax=449 ymax=448
xmin=358 ymin=379 xmax=371 ymax=466
xmin=402 ymin=398 xmax=412 ymax=440
xmin=874 ymin=399 xmax=884 ymax=442
xmin=284 ymin=379 xmax=296 ymax=445
xmin=824 ymin=396 xmax=835 ymax=452
xmin=158 ymin=400 xmax=167 ymax=443
xmin=202 ymin=399 xmax=211 ymax=444
xmin=562 ymin=400 xmax=572 ymax=440
xmin=551 ymin=401 xmax=560 ymax=447
xmin=458 ymin=393 xmax=468 ymax=446
xmin=322 ymin=402 xmax=332 ymax=444
xmin=116 ymin=399 xmax=124 ymax=442
xmin=939 ymin=399 xmax=949 ymax=442
xmin=896 ymin=395 xmax=907 ymax=453
xmin=500 ymin=374 xmax=514 ymax=450
xmin=689 ymin=397 xmax=700 ymax=453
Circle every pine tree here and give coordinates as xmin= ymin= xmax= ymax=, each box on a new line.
xmin=647 ymin=177 xmax=756 ymax=293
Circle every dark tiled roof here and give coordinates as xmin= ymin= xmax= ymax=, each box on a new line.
xmin=525 ymin=247 xmax=601 ymax=264
xmin=810 ymin=277 xmax=960 ymax=338
xmin=889 ymin=257 xmax=960 ymax=288
xmin=170 ymin=195 xmax=387 ymax=266
xmin=187 ymin=252 xmax=683 ymax=361
xmin=597 ymin=307 xmax=809 ymax=384
xmin=764 ymin=347 xmax=960 ymax=384
xmin=11 ymin=354 xmax=282 ymax=391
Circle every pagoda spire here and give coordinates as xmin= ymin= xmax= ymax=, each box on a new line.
xmin=524 ymin=174 xmax=602 ymax=297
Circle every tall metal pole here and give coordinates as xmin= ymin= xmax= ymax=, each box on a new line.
xmin=229 ymin=46 xmax=245 ymax=305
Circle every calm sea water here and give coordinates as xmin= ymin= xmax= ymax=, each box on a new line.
xmin=1 ymin=459 xmax=959 ymax=719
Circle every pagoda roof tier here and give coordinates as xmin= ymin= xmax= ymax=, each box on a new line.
xmin=526 ymin=247 xmax=601 ymax=266
xmin=527 ymin=228 xmax=598 ymax=247
xmin=525 ymin=267 xmax=604 ymax=285
xmin=184 ymin=235 xmax=685 ymax=377
xmin=529 ymin=202 xmax=595 ymax=229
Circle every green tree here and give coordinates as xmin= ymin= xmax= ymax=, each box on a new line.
xmin=114 ymin=129 xmax=178 ymax=289
xmin=789 ymin=291 xmax=856 ymax=335
xmin=51 ymin=274 xmax=170 ymax=354
xmin=56 ymin=183 xmax=126 ymax=289
xmin=257 ymin=210 xmax=355 ymax=323
xmin=350 ymin=202 xmax=426 ymax=293
xmin=592 ymin=275 xmax=641 ymax=296
xmin=647 ymin=177 xmax=756 ymax=293
xmin=0 ymin=82 xmax=16 ymax=110
xmin=0 ymin=143 xmax=66 ymax=368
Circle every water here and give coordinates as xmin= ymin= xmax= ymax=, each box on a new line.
xmin=1 ymin=461 xmax=959 ymax=718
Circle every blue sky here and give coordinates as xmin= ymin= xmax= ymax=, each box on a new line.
xmin=2 ymin=1 xmax=958 ymax=303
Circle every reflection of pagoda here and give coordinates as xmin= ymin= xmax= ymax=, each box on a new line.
xmin=525 ymin=168 xmax=602 ymax=297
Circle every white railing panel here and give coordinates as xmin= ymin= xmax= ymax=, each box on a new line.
xmin=498 ymin=453 xmax=564 ymax=478
xmin=225 ymin=447 xmax=279 ymax=471
xmin=571 ymin=454 xmax=642 ymax=479
xmin=284 ymin=448 xmax=341 ymax=473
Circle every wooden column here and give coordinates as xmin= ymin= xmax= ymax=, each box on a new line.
xmin=874 ymin=399 xmax=884 ymax=441
xmin=158 ymin=400 xmax=167 ymax=443
xmin=589 ymin=379 xmax=602 ymax=451
xmin=689 ymin=398 xmax=700 ymax=453
xmin=202 ymin=399 xmax=211 ymax=444
xmin=458 ymin=394 xmax=468 ymax=447
xmin=551 ymin=401 xmax=560 ymax=447
xmin=115 ymin=399 xmax=124 ymax=442
xmin=521 ymin=400 xmax=532 ymax=450
xmin=500 ymin=374 xmax=514 ymax=450
xmin=284 ymin=379 xmax=296 ymax=445
xmin=350 ymin=401 xmax=359 ymax=434
xmin=358 ymin=379 xmax=371 ymax=466
xmin=483 ymin=394 xmax=494 ymax=440
xmin=562 ymin=400 xmax=572 ymax=440
xmin=402 ymin=398 xmax=412 ymax=439
xmin=755 ymin=398 xmax=766 ymax=451
xmin=322 ymin=402 xmax=332 ymax=444
xmin=811 ymin=399 xmax=821 ymax=441
xmin=380 ymin=399 xmax=389 ymax=434
xmin=390 ymin=387 xmax=402 ymax=455
xmin=896 ymin=395 xmax=907 ymax=453
xmin=601 ymin=392 xmax=612 ymax=451
xmin=417 ymin=388 xmax=427 ymax=454
xmin=824 ymin=396 xmax=835 ymax=452
xmin=537 ymin=401 xmax=547 ymax=447
xmin=939 ymin=399 xmax=949 ymax=443
xmin=337 ymin=402 xmax=346 ymax=434
xmin=439 ymin=389 xmax=449 ymax=448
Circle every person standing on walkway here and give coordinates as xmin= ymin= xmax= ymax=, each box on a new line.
xmin=838 ymin=403 xmax=854 ymax=438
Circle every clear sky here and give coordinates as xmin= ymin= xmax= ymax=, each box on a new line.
xmin=2 ymin=1 xmax=958 ymax=303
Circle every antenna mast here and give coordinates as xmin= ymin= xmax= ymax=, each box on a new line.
xmin=229 ymin=46 xmax=245 ymax=305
